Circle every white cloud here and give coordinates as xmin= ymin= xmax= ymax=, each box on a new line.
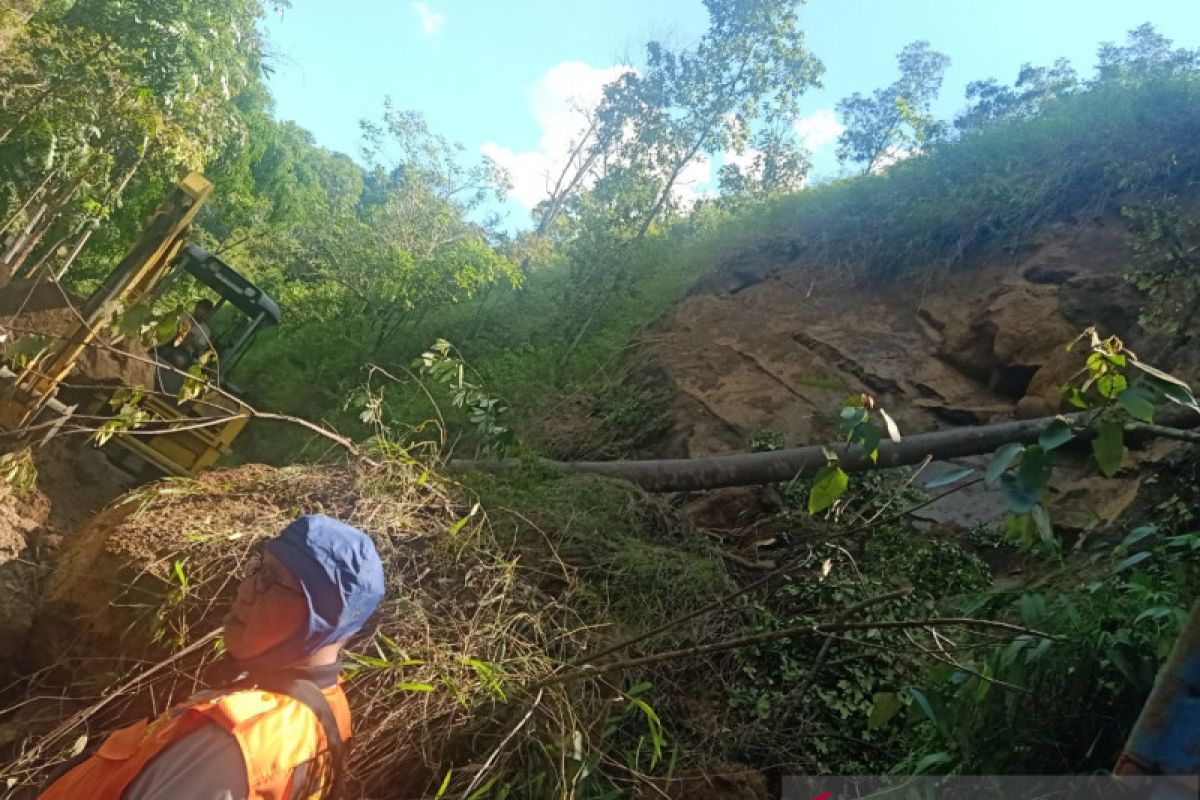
xmin=794 ymin=109 xmax=844 ymax=152
xmin=482 ymin=61 xmax=633 ymax=209
xmin=870 ymin=146 xmax=913 ymax=174
xmin=672 ymin=154 xmax=714 ymax=208
xmin=724 ymin=146 xmax=760 ymax=174
xmin=411 ymin=2 xmax=445 ymax=36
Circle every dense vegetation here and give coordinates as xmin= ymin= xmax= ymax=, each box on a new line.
xmin=3 ymin=0 xmax=1200 ymax=794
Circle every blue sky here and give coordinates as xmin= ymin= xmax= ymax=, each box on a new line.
xmin=262 ymin=1 xmax=1200 ymax=226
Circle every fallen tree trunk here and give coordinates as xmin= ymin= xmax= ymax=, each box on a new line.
xmin=450 ymin=412 xmax=1200 ymax=492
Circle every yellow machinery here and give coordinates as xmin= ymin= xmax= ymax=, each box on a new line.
xmin=0 ymin=172 xmax=281 ymax=477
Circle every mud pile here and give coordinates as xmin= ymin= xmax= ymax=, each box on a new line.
xmin=0 ymin=278 xmax=157 ymax=390
xmin=0 ymin=481 xmax=52 ymax=659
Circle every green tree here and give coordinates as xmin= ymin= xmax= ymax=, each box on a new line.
xmin=835 ymin=41 xmax=950 ymax=173
xmin=1096 ymin=23 xmax=1198 ymax=84
xmin=955 ymin=58 xmax=1078 ymax=132
xmin=718 ymin=123 xmax=810 ymax=201
xmin=592 ymin=0 xmax=822 ymax=240
xmin=0 ymin=0 xmax=274 ymax=284
xmin=287 ymin=103 xmax=519 ymax=354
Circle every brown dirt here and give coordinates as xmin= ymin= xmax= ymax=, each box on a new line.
xmin=0 ymin=278 xmax=157 ymax=390
xmin=0 ymin=482 xmax=52 ymax=658
xmin=646 ymin=215 xmax=1179 ymax=533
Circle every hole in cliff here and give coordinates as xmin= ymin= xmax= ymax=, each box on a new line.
xmin=993 ymin=364 xmax=1039 ymax=399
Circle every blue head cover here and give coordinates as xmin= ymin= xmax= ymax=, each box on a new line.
xmin=251 ymin=514 xmax=385 ymax=667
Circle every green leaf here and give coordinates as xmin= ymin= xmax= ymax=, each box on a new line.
xmin=448 ymin=502 xmax=481 ymax=534
xmin=1114 ymin=551 xmax=1153 ymax=573
xmin=912 ymin=751 xmax=953 ymax=775
xmin=868 ymin=692 xmax=903 ymax=730
xmin=908 ymin=688 xmax=947 ymax=738
xmin=1120 ymin=525 xmax=1158 ymax=550
xmin=1145 ymin=375 xmax=1200 ymax=413
xmin=1132 ymin=362 xmax=1200 ymax=412
xmin=1017 ymin=445 xmax=1053 ymax=494
xmin=809 ymin=465 xmax=849 ymax=514
xmin=1096 ymin=373 xmax=1128 ymax=400
xmin=1000 ymin=476 xmax=1039 ymax=514
xmin=1117 ymin=387 xmax=1156 ymax=422
xmin=986 ymin=443 xmax=1024 ymax=487
xmin=854 ymin=423 xmax=882 ymax=463
xmin=1038 ymin=420 xmax=1074 ymax=451
xmin=395 ymin=681 xmax=436 ymax=692
xmin=839 ymin=406 xmax=869 ymax=430
xmin=1065 ymin=387 xmax=1088 ymax=409
xmin=925 ymin=467 xmax=974 ymax=488
xmin=433 ymin=769 xmax=453 ymax=799
xmin=1020 ymin=593 xmax=1046 ymax=626
xmin=1092 ymin=421 xmax=1124 ymax=477
xmin=975 ymin=663 xmax=993 ymax=701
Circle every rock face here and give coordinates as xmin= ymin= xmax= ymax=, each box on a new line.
xmin=645 ymin=216 xmax=1168 ymax=531
xmin=648 ymin=218 xmax=1144 ymax=458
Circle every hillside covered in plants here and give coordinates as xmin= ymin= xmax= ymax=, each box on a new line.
xmin=1 ymin=2 xmax=1200 ymax=797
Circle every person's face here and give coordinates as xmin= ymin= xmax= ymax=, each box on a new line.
xmin=223 ymin=547 xmax=309 ymax=660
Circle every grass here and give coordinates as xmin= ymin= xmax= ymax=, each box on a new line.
xmin=464 ymin=468 xmax=733 ymax=640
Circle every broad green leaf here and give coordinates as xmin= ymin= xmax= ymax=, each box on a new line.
xmin=1145 ymin=375 xmax=1200 ymax=413
xmin=840 ymin=406 xmax=869 ymax=430
xmin=1114 ymin=551 xmax=1153 ymax=573
xmin=1001 ymin=476 xmax=1039 ymax=514
xmin=1038 ymin=419 xmax=1074 ymax=451
xmin=1017 ymin=445 xmax=1053 ymax=494
xmin=809 ymin=465 xmax=849 ymax=514
xmin=868 ymin=692 xmax=903 ymax=730
xmin=1096 ymin=373 xmax=1127 ymax=400
xmin=1092 ymin=421 xmax=1124 ymax=477
xmin=1117 ymin=387 xmax=1155 ymax=422
xmin=986 ymin=443 xmax=1024 ymax=487
xmin=854 ymin=423 xmax=882 ymax=463
xmin=925 ymin=467 xmax=974 ymax=488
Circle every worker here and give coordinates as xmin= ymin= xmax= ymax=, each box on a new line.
xmin=176 ymin=298 xmax=216 ymax=365
xmin=38 ymin=514 xmax=386 ymax=800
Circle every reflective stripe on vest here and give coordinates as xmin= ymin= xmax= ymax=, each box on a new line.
xmin=37 ymin=685 xmax=351 ymax=800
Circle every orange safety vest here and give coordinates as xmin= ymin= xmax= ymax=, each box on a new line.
xmin=38 ymin=683 xmax=351 ymax=800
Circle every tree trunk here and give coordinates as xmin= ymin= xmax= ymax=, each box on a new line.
xmin=3 ymin=165 xmax=90 ymax=280
xmin=54 ymin=225 xmax=94 ymax=281
xmin=449 ymin=413 xmax=1200 ymax=492
xmin=0 ymin=167 xmax=58 ymax=238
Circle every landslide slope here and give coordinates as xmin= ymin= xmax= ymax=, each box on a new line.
xmin=648 ymin=216 xmax=1144 ymax=458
